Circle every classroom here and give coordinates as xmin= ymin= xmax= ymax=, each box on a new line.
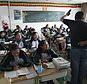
xmin=0 ymin=0 xmax=87 ymax=84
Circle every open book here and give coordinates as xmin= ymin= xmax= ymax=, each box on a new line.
xmin=53 ymin=57 xmax=70 ymax=70
xmin=4 ymin=68 xmax=30 ymax=78
xmin=17 ymin=67 xmax=30 ymax=76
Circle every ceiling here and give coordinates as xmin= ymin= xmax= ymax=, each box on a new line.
xmin=0 ymin=0 xmax=87 ymax=4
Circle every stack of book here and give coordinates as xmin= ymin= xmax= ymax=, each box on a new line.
xmin=53 ymin=57 xmax=70 ymax=70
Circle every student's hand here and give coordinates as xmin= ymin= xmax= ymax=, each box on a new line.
xmin=13 ymin=65 xmax=20 ymax=70
xmin=42 ymin=63 xmax=48 ymax=69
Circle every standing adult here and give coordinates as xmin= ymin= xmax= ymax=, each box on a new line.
xmin=60 ymin=10 xmax=87 ymax=84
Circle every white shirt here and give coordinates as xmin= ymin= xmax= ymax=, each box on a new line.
xmin=31 ymin=40 xmax=39 ymax=51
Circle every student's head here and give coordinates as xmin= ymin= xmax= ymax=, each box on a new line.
xmin=31 ymin=28 xmax=35 ymax=33
xmin=15 ymin=32 xmax=22 ymax=41
xmin=75 ymin=11 xmax=84 ymax=20
xmin=39 ymin=40 xmax=49 ymax=51
xmin=0 ymin=31 xmax=6 ymax=38
xmin=16 ymin=25 xmax=20 ymax=29
xmin=32 ymin=32 xmax=38 ymax=40
xmin=54 ymin=24 xmax=57 ymax=28
xmin=9 ymin=44 xmax=20 ymax=57
xmin=25 ymin=25 xmax=28 ymax=28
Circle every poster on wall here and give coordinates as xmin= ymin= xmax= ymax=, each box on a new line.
xmin=14 ymin=10 xmax=21 ymax=20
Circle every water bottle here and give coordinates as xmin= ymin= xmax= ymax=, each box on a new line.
xmin=37 ymin=59 xmax=42 ymax=73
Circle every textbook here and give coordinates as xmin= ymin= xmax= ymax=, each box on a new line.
xmin=53 ymin=57 xmax=70 ymax=70
xmin=4 ymin=67 xmax=30 ymax=78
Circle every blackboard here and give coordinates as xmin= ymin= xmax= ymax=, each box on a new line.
xmin=22 ymin=11 xmax=65 ymax=23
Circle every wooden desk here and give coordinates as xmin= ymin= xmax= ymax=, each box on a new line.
xmin=0 ymin=65 xmax=69 ymax=84
xmin=34 ymin=64 xmax=69 ymax=84
xmin=38 ymin=68 xmax=67 ymax=82
xmin=0 ymin=67 xmax=37 ymax=84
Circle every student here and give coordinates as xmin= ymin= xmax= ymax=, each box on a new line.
xmin=32 ymin=40 xmax=58 ymax=64
xmin=32 ymin=40 xmax=58 ymax=84
xmin=13 ymin=25 xmax=23 ymax=34
xmin=3 ymin=27 xmax=13 ymax=41
xmin=60 ymin=10 xmax=87 ymax=84
xmin=0 ymin=31 xmax=8 ymax=50
xmin=41 ymin=24 xmax=51 ymax=45
xmin=28 ymin=32 xmax=39 ymax=52
xmin=0 ymin=44 xmax=33 ymax=71
xmin=13 ymin=31 xmax=26 ymax=49
xmin=0 ymin=31 xmax=7 ymax=42
xmin=25 ymin=27 xmax=35 ymax=40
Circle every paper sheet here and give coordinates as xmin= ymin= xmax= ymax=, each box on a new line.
xmin=4 ymin=68 xmax=30 ymax=78
xmin=4 ymin=71 xmax=18 ymax=78
xmin=17 ymin=67 xmax=30 ymax=76
xmin=26 ymin=69 xmax=37 ymax=79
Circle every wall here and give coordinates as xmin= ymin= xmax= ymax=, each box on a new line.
xmin=0 ymin=6 xmax=9 ymax=31
xmin=0 ymin=2 xmax=81 ymax=35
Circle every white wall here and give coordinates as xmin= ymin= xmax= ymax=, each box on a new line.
xmin=0 ymin=5 xmax=81 ymax=35
xmin=0 ymin=6 xmax=9 ymax=31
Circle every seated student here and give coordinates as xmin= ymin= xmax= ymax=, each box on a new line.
xmin=0 ymin=44 xmax=33 ymax=71
xmin=12 ymin=31 xmax=26 ymax=49
xmin=3 ymin=27 xmax=13 ymax=41
xmin=0 ymin=31 xmax=8 ymax=50
xmin=27 ymin=32 xmax=40 ymax=52
xmin=32 ymin=40 xmax=58 ymax=84
xmin=0 ymin=31 xmax=7 ymax=42
xmin=25 ymin=27 xmax=35 ymax=40
xmin=32 ymin=40 xmax=58 ymax=64
xmin=23 ymin=25 xmax=28 ymax=36
xmin=13 ymin=25 xmax=23 ymax=34
xmin=0 ymin=42 xmax=6 ymax=50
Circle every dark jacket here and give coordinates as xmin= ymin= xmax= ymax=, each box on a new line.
xmin=12 ymin=40 xmax=27 ymax=49
xmin=32 ymin=48 xmax=58 ymax=64
xmin=0 ymin=50 xmax=33 ymax=71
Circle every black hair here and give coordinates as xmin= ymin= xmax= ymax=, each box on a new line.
xmin=75 ymin=11 xmax=84 ymax=20
xmin=14 ymin=31 xmax=20 ymax=37
xmin=32 ymin=32 xmax=37 ymax=36
xmin=16 ymin=25 xmax=20 ymax=28
xmin=30 ymin=32 xmax=38 ymax=41
xmin=39 ymin=40 xmax=46 ymax=47
xmin=36 ymin=40 xmax=46 ymax=51
xmin=9 ymin=43 xmax=19 ymax=51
